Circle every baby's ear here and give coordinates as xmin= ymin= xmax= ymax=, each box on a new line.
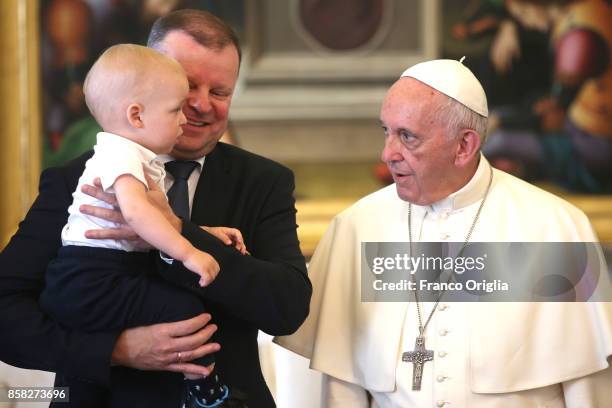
xmin=126 ymin=103 xmax=144 ymax=128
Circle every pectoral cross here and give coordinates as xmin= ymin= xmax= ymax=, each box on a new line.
xmin=402 ymin=335 xmax=434 ymax=391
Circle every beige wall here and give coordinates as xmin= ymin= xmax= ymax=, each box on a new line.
xmin=0 ymin=0 xmax=41 ymax=248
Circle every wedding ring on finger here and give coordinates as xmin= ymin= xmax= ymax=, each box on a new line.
xmin=177 ymin=351 xmax=182 ymax=364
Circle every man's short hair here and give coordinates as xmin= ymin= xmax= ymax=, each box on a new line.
xmin=429 ymin=95 xmax=489 ymax=143
xmin=147 ymin=9 xmax=242 ymax=64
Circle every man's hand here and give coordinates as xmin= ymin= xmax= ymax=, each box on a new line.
xmin=202 ymin=226 xmax=249 ymax=255
xmin=81 ymin=177 xmax=151 ymax=249
xmin=81 ymin=174 xmax=181 ymax=246
xmin=111 ymin=313 xmax=220 ymax=378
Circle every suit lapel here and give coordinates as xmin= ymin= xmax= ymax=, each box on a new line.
xmin=191 ymin=143 xmax=233 ymax=226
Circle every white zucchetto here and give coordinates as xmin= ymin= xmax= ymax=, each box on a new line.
xmin=400 ymin=58 xmax=488 ymax=117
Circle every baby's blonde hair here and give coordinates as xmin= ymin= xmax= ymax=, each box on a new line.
xmin=83 ymin=44 xmax=185 ymax=129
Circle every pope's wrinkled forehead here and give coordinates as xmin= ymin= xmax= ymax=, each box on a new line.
xmin=381 ymin=77 xmax=445 ymax=115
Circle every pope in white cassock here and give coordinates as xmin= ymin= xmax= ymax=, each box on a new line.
xmin=276 ymin=59 xmax=612 ymax=407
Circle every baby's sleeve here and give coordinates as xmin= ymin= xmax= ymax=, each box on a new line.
xmin=96 ymin=148 xmax=147 ymax=192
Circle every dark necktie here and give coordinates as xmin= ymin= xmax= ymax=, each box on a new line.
xmin=165 ymin=161 xmax=199 ymax=220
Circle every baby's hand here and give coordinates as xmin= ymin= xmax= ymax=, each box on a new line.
xmin=183 ymin=250 xmax=220 ymax=287
xmin=202 ymin=226 xmax=249 ymax=255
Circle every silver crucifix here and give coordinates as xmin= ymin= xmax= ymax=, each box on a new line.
xmin=402 ymin=335 xmax=434 ymax=391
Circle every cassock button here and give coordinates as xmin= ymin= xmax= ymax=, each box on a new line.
xmin=439 ymin=329 xmax=449 ymax=336
xmin=438 ymin=351 xmax=447 ymax=357
xmin=436 ymin=400 xmax=447 ymax=407
xmin=440 ymin=233 xmax=450 ymax=240
xmin=440 ymin=212 xmax=449 ymax=220
xmin=438 ymin=304 xmax=448 ymax=311
xmin=436 ymin=374 xmax=447 ymax=382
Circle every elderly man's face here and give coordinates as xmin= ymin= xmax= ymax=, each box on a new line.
xmin=158 ymin=30 xmax=240 ymax=160
xmin=380 ymin=78 xmax=462 ymax=205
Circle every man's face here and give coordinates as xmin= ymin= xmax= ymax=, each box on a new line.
xmin=157 ymin=30 xmax=239 ymax=159
xmin=380 ymin=78 xmax=461 ymax=205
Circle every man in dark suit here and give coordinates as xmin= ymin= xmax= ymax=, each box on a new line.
xmin=0 ymin=9 xmax=311 ymax=408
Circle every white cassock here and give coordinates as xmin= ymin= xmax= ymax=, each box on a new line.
xmin=276 ymin=156 xmax=612 ymax=407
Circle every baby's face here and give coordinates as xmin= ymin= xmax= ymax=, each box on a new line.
xmin=140 ymin=71 xmax=189 ymax=154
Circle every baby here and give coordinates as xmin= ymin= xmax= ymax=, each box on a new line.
xmin=40 ymin=44 xmax=244 ymax=408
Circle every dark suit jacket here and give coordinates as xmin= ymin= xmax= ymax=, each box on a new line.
xmin=0 ymin=142 xmax=311 ymax=407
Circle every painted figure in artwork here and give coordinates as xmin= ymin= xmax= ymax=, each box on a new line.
xmin=484 ymin=0 xmax=612 ymax=193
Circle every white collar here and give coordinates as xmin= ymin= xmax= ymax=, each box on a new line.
xmin=96 ymin=131 xmax=159 ymax=164
xmin=426 ymin=154 xmax=492 ymax=213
